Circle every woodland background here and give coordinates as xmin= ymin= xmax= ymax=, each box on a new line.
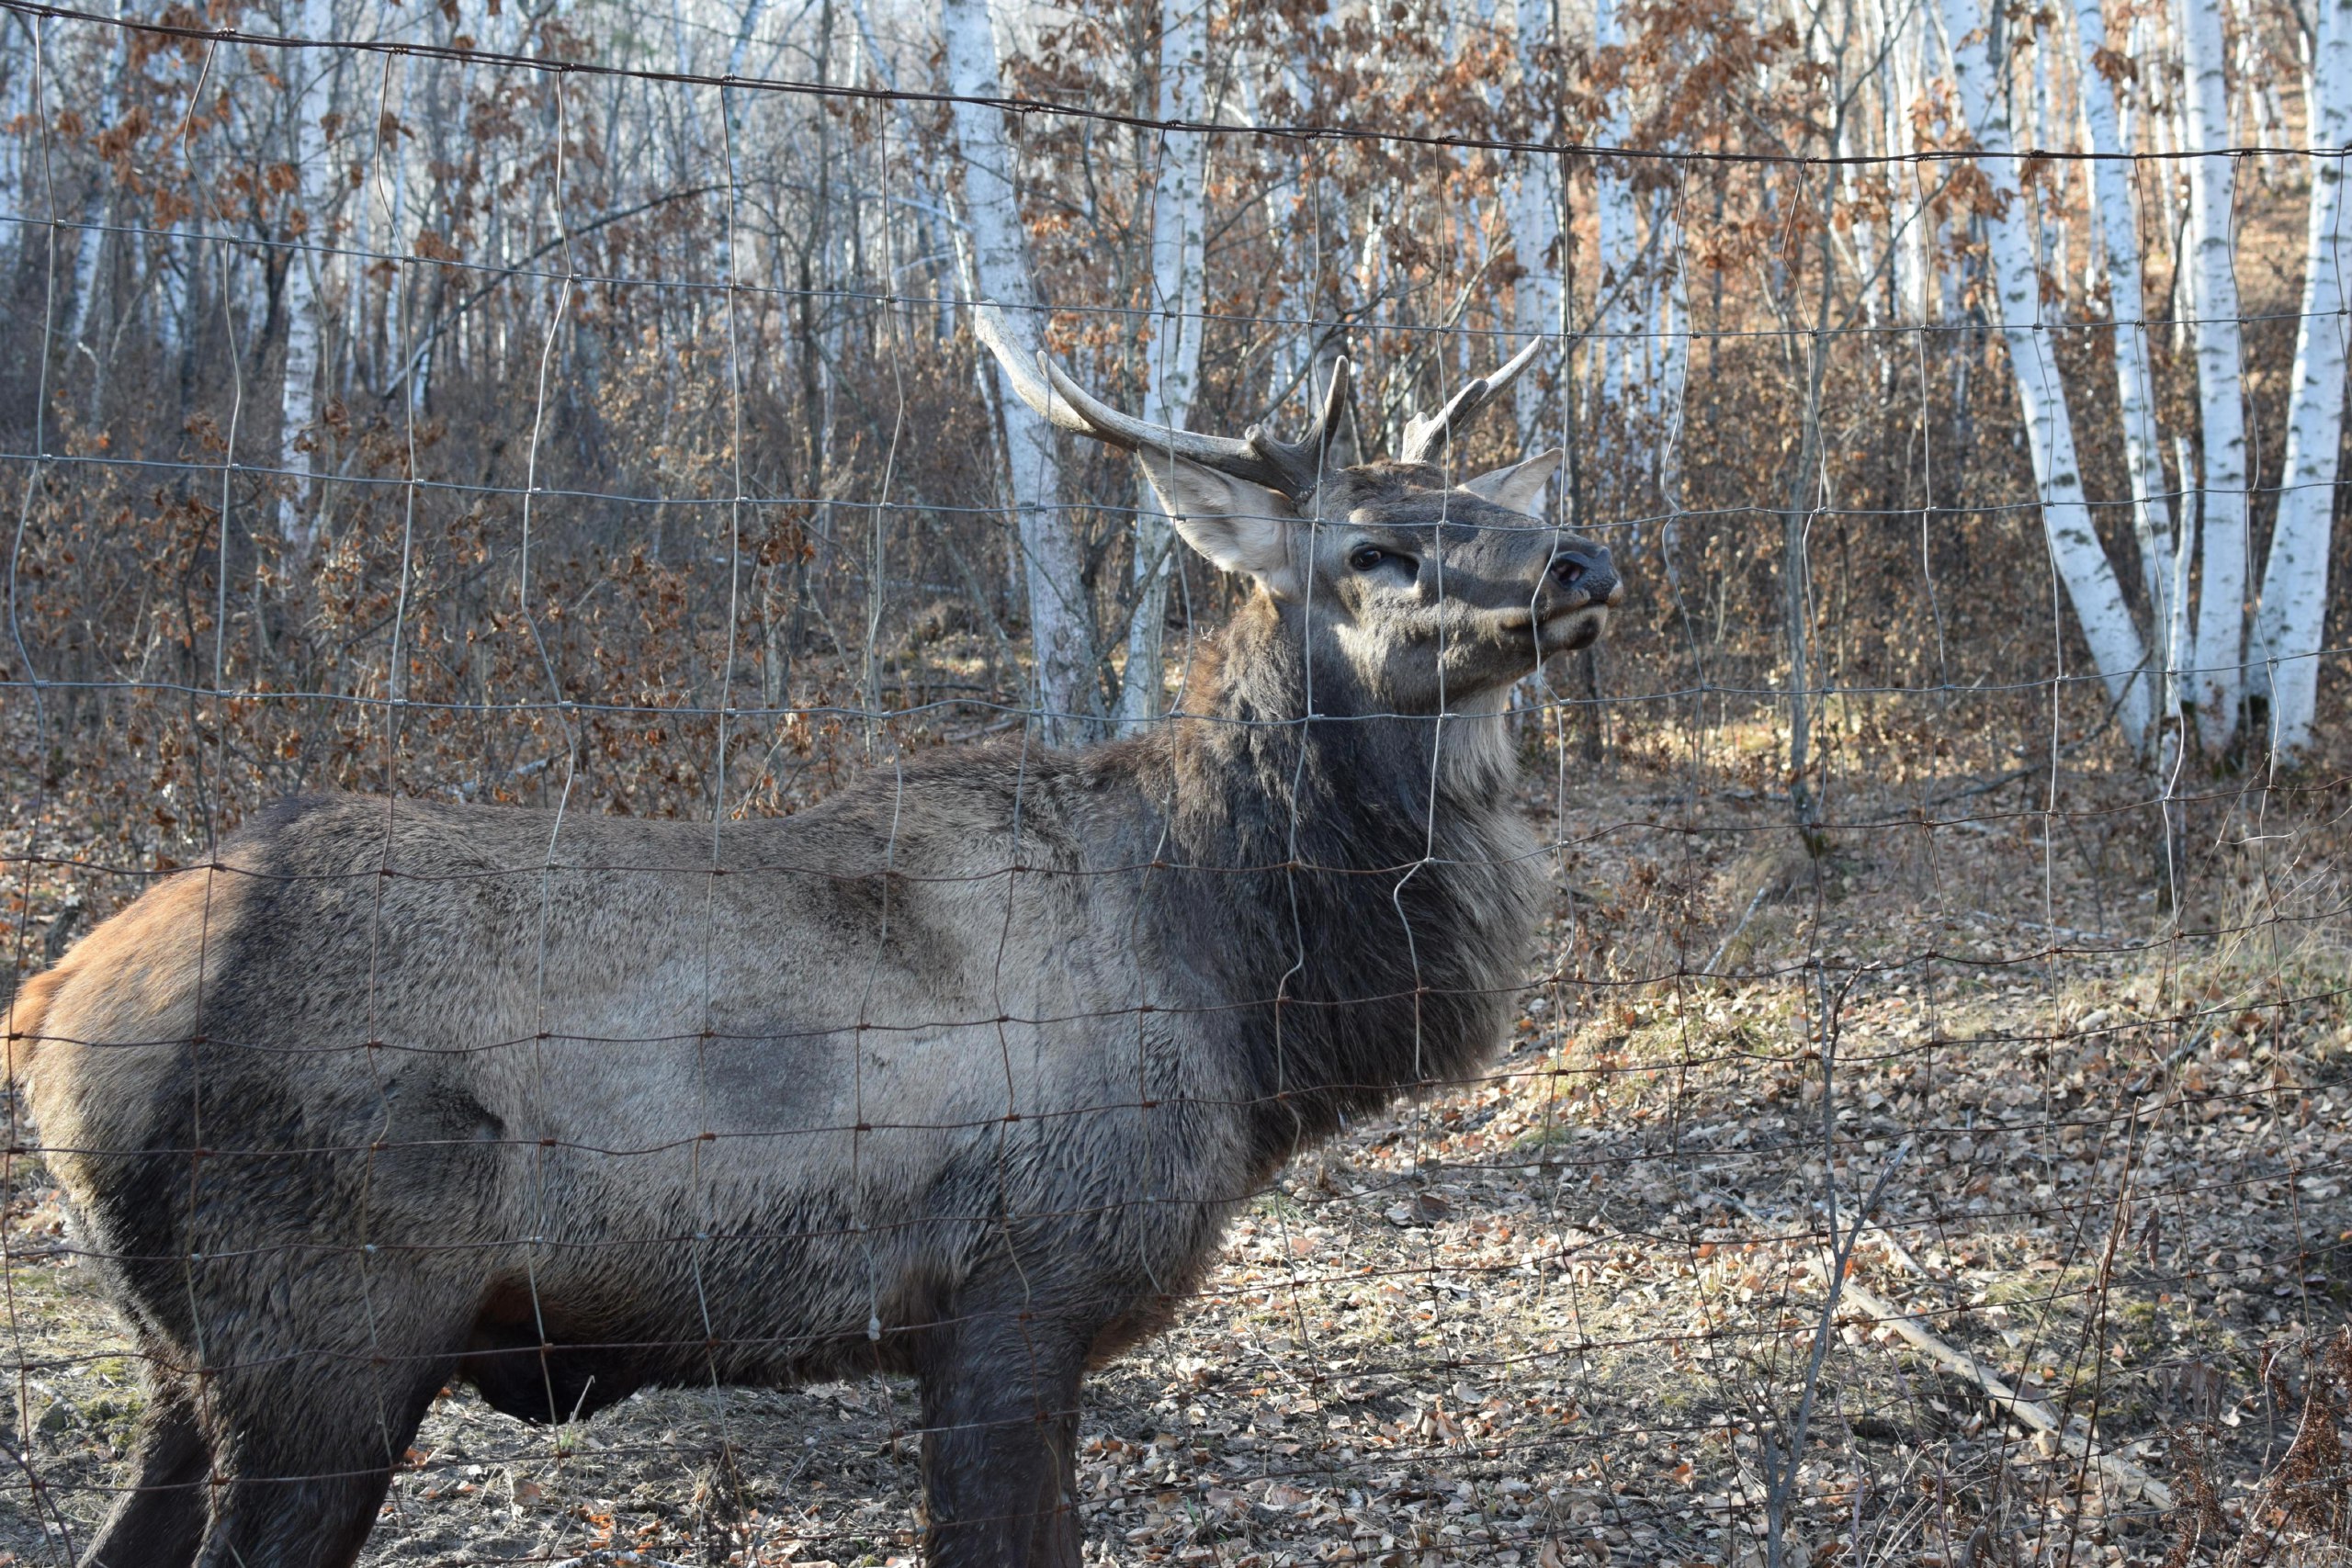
xmin=0 ymin=0 xmax=2342 ymax=831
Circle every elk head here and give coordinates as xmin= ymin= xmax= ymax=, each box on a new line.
xmin=975 ymin=307 xmax=1621 ymax=716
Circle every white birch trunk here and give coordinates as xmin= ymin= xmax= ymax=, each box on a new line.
xmin=1593 ymin=0 xmax=1640 ymax=417
xmin=1657 ymin=232 xmax=1690 ymax=511
xmin=2177 ymin=0 xmax=2253 ymax=745
xmin=944 ymin=0 xmax=1091 ymax=738
xmin=1510 ymin=0 xmax=1562 ymax=443
xmin=1939 ymin=0 xmax=2154 ymax=750
xmin=276 ymin=0 xmax=333 ymax=550
xmin=1120 ymin=0 xmax=1210 ymax=725
xmin=1 ymin=17 xmax=32 ymax=267
xmin=66 ymin=0 xmax=124 ymax=351
xmin=1886 ymin=0 xmax=1935 ymax=321
xmin=2171 ymin=435 xmax=2199 ymax=694
xmin=2250 ymin=0 xmax=2351 ymax=754
xmin=1265 ymin=37 xmax=1317 ymax=407
xmin=2074 ymin=0 xmax=2181 ymax=714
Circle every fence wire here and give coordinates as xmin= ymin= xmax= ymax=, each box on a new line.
xmin=1 ymin=0 xmax=2350 ymax=1565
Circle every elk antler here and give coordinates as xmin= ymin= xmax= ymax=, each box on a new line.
xmin=973 ymin=303 xmax=1351 ymax=499
xmin=1396 ymin=335 xmax=1546 ymax=468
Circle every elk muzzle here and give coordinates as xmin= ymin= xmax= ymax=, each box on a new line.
xmin=1528 ymin=541 xmax=1618 ymax=654
xmin=1546 ymin=544 xmax=1620 ymax=609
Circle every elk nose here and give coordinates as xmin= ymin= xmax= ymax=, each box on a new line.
xmin=1549 ymin=546 xmax=1618 ymax=605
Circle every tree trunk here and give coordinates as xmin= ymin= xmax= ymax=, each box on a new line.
xmin=1939 ymin=0 xmax=2154 ymax=750
xmin=276 ymin=0 xmax=334 ymax=552
xmin=1592 ymin=0 xmax=1640 ymax=425
xmin=1119 ymin=0 xmax=1209 ymax=726
xmin=2249 ymin=0 xmax=2350 ymax=756
xmin=943 ymin=0 xmax=1093 ymax=740
xmin=0 ymin=16 xmax=27 ymax=272
xmin=2075 ymin=0 xmax=2181 ymax=740
xmin=2177 ymin=0 xmax=2252 ymax=749
xmin=1510 ymin=0 xmax=1563 ymax=445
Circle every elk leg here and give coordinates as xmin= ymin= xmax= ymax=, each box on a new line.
xmin=917 ymin=1312 xmax=1087 ymax=1568
xmin=188 ymin=1354 xmax=449 ymax=1568
xmin=77 ymin=1376 xmax=209 ymax=1568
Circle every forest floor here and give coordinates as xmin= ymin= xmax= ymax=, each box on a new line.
xmin=2 ymin=739 xmax=2349 ymax=1568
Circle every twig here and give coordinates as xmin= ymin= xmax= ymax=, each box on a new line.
xmin=1764 ymin=1138 xmax=1911 ymax=1568
xmin=1704 ymin=883 xmax=1772 ymax=976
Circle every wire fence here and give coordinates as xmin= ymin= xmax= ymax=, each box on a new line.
xmin=1 ymin=0 xmax=2349 ymax=1562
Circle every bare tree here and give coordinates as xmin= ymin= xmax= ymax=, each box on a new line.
xmin=2251 ymin=0 xmax=2351 ymax=756
xmin=944 ymin=0 xmax=1094 ymax=739
xmin=2178 ymin=0 xmax=2254 ymax=748
xmin=275 ymin=0 xmax=335 ymax=552
xmin=1120 ymin=0 xmax=1212 ymax=726
xmin=1938 ymin=0 xmax=2154 ymax=752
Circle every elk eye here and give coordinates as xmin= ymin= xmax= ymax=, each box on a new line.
xmin=1351 ymin=545 xmax=1413 ymax=577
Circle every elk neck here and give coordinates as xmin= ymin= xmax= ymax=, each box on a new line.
xmin=1114 ymin=592 xmax=1544 ymax=1156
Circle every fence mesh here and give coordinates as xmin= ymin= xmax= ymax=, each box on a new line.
xmin=2 ymin=0 xmax=2350 ymax=1562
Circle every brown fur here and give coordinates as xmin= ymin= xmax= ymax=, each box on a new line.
xmin=9 ymin=869 xmax=246 ymax=1146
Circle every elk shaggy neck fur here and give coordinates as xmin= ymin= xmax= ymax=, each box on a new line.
xmin=1133 ymin=590 xmax=1541 ymax=1159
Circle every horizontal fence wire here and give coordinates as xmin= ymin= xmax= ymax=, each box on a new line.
xmin=0 ymin=0 xmax=2336 ymax=164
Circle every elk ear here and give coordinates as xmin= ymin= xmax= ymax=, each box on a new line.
xmin=1134 ymin=448 xmax=1303 ymax=598
xmin=1459 ymin=448 xmax=1563 ymax=517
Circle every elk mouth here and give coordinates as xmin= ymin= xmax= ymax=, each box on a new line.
xmin=1538 ymin=603 xmax=1610 ymax=653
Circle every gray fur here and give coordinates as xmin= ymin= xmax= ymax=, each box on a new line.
xmin=12 ymin=414 xmax=1619 ymax=1567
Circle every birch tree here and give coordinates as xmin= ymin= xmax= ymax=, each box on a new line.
xmin=64 ymin=0 xmax=123 ymax=356
xmin=943 ymin=0 xmax=1093 ymax=739
xmin=0 ymin=16 xmax=33 ymax=274
xmin=2074 ymin=0 xmax=2192 ymax=758
xmin=2074 ymin=0 xmax=2177 ymax=625
xmin=1592 ymin=0 xmax=1642 ymax=418
xmin=2177 ymin=0 xmax=2253 ymax=746
xmin=1510 ymin=0 xmax=1563 ymax=445
xmin=1938 ymin=0 xmax=2154 ymax=751
xmin=276 ymin=0 xmax=334 ymax=551
xmin=1120 ymin=0 xmax=1211 ymax=725
xmin=2250 ymin=0 xmax=2351 ymax=754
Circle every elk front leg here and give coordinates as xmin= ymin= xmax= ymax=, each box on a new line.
xmin=917 ymin=1307 xmax=1087 ymax=1568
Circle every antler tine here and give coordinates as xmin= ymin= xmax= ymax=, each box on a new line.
xmin=1243 ymin=356 xmax=1352 ymax=495
xmin=971 ymin=303 xmax=1095 ymax=438
xmin=972 ymin=302 xmax=1296 ymax=492
xmin=1396 ymin=335 xmax=1546 ymax=467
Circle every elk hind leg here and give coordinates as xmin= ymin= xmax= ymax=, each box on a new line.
xmin=77 ymin=1375 xmax=209 ymax=1568
xmin=189 ymin=1354 xmax=450 ymax=1568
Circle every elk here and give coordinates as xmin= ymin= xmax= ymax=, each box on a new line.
xmin=6 ymin=307 xmax=1619 ymax=1568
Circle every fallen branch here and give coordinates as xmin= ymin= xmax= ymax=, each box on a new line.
xmin=1716 ymin=1190 xmax=2177 ymax=1512
xmin=1835 ymin=1273 xmax=2175 ymax=1511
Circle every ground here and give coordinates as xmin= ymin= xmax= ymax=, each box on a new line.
xmin=2 ymin=750 xmax=2348 ymax=1568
